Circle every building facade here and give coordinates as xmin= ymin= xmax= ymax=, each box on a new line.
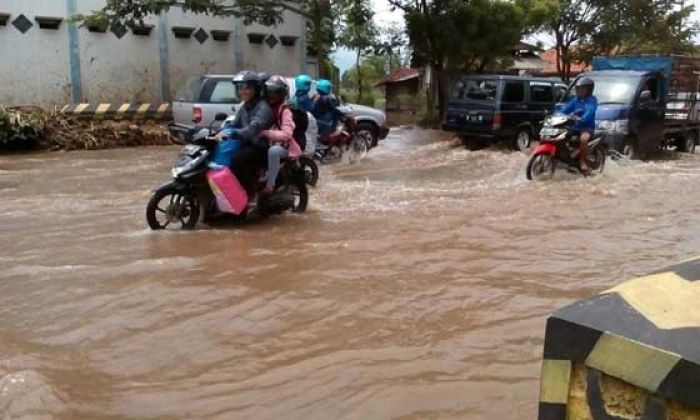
xmin=0 ymin=0 xmax=312 ymax=107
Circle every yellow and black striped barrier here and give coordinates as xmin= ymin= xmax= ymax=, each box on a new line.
xmin=539 ymin=256 xmax=700 ymax=419
xmin=61 ymin=103 xmax=172 ymax=121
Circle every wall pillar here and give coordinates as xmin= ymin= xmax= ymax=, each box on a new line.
xmin=65 ymin=0 xmax=82 ymax=103
xmin=157 ymin=11 xmax=171 ymax=102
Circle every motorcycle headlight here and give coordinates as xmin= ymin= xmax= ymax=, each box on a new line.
xmin=172 ymin=152 xmax=208 ymax=178
xmin=613 ymin=119 xmax=629 ymax=135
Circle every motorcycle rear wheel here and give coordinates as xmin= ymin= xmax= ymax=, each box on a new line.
xmin=146 ymin=186 xmax=199 ymax=230
xmin=526 ymin=153 xmax=555 ymax=181
xmin=299 ymin=156 xmax=319 ymax=187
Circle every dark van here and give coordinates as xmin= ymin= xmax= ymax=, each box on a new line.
xmin=443 ymin=75 xmax=567 ymax=151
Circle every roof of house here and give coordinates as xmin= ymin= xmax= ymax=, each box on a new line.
xmin=376 ymin=68 xmax=423 ymax=86
xmin=539 ymin=48 xmax=590 ymax=75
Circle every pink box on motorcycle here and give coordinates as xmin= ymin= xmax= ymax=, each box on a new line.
xmin=206 ymin=167 xmax=248 ymax=215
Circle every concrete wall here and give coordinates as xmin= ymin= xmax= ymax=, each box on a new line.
xmin=0 ymin=0 xmax=307 ymax=107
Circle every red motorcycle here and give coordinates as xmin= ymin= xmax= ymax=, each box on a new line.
xmin=314 ymin=116 xmax=369 ymax=164
xmin=526 ymin=115 xmax=606 ymax=181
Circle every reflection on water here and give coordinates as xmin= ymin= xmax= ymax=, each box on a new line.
xmin=1 ymin=129 xmax=699 ymax=419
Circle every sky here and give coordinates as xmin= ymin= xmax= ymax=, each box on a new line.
xmin=332 ymin=0 xmax=700 ymax=75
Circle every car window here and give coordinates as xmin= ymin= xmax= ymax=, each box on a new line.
xmin=530 ymin=82 xmax=553 ymax=103
xmin=452 ymin=79 xmax=498 ymax=101
xmin=502 ymin=81 xmax=525 ymax=102
xmin=644 ymin=77 xmax=661 ymax=102
xmin=554 ymin=85 xmax=568 ymax=103
xmin=210 ymin=80 xmax=239 ymax=103
xmin=175 ymin=75 xmax=203 ymax=102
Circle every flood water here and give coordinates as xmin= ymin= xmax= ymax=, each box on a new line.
xmin=2 ymin=128 xmax=700 ymax=419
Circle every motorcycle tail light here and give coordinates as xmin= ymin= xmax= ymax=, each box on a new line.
xmin=192 ymin=106 xmax=203 ymax=124
xmin=492 ymin=113 xmax=502 ymax=130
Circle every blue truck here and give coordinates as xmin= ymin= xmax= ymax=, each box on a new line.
xmin=563 ymin=55 xmax=700 ymax=159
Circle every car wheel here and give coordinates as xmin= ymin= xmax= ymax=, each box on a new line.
xmin=679 ymin=132 xmax=697 ymax=154
xmin=512 ymin=129 xmax=532 ymax=153
xmin=356 ymin=122 xmax=378 ymax=148
xmin=622 ymin=137 xmax=645 ymax=160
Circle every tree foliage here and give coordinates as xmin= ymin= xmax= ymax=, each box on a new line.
xmin=544 ymin=0 xmax=699 ymax=82
xmin=390 ymin=0 xmax=537 ymax=116
xmin=339 ymin=0 xmax=378 ymax=102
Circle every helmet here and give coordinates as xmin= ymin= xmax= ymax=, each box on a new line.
xmin=316 ymin=79 xmax=332 ymax=95
xmin=258 ymin=72 xmax=271 ymax=83
xmin=576 ymin=77 xmax=595 ymax=90
xmin=294 ymin=74 xmax=313 ymax=93
xmin=232 ymin=70 xmax=263 ymax=98
xmin=265 ymin=75 xmax=289 ymax=99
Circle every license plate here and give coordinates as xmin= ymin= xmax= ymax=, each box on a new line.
xmin=540 ymin=128 xmax=559 ymax=136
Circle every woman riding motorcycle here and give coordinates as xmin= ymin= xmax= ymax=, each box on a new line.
xmin=224 ymin=71 xmax=274 ymax=195
xmin=260 ymin=76 xmax=302 ymax=195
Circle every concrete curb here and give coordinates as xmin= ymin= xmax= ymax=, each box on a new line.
xmin=61 ymin=103 xmax=172 ymax=121
xmin=539 ymin=256 xmax=700 ymax=419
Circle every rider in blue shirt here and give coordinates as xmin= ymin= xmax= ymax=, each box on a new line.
xmin=559 ymin=77 xmax=598 ymax=172
xmin=291 ymin=74 xmax=315 ymax=113
xmin=312 ymin=79 xmax=346 ymax=137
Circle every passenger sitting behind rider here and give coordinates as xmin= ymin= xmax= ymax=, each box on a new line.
xmin=261 ymin=76 xmax=302 ymax=195
xmin=559 ymin=77 xmax=598 ymax=172
xmin=224 ymin=71 xmax=274 ymax=195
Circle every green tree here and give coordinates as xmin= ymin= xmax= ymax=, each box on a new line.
xmin=375 ymin=24 xmax=408 ymax=71
xmin=339 ymin=0 xmax=378 ymax=103
xmin=392 ymin=0 xmax=536 ymax=117
xmin=544 ymin=0 xmax=698 ymax=82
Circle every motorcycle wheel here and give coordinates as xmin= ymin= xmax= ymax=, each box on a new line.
xmin=587 ymin=146 xmax=606 ymax=174
xmin=289 ymin=178 xmax=309 ymax=213
xmin=299 ymin=156 xmax=319 ymax=187
xmin=526 ymin=153 xmax=555 ymax=181
xmin=146 ymin=186 xmax=199 ymax=230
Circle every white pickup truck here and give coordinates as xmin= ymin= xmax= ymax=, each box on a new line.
xmin=169 ymin=74 xmax=389 ymax=147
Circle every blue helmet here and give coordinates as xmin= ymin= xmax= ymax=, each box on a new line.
xmin=294 ymin=74 xmax=313 ymax=93
xmin=316 ymin=79 xmax=332 ymax=95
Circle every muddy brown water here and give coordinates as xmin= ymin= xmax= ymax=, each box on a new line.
xmin=1 ymin=128 xmax=700 ymax=419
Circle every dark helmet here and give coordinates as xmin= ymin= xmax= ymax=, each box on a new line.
xmin=265 ymin=75 xmax=289 ymax=99
xmin=258 ymin=72 xmax=271 ymax=83
xmin=232 ymin=70 xmax=263 ymax=98
xmin=576 ymin=77 xmax=595 ymax=90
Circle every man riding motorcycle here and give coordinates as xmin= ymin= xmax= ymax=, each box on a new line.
xmin=558 ymin=77 xmax=598 ymax=172
xmin=224 ymin=71 xmax=275 ymax=195
xmin=312 ymin=79 xmax=347 ymax=138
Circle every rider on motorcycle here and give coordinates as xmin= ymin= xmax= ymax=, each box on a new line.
xmin=559 ymin=77 xmax=598 ymax=172
xmin=291 ymin=74 xmax=315 ymax=113
xmin=225 ymin=71 xmax=275 ymax=195
xmin=312 ymin=79 xmax=347 ymax=138
xmin=260 ymin=75 xmax=302 ymax=195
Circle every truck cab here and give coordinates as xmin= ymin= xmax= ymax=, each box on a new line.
xmin=560 ymin=55 xmax=700 ymax=159
xmin=561 ymin=70 xmax=665 ymax=156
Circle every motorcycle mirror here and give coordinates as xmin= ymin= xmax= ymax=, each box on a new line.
xmin=215 ymin=113 xmax=228 ymax=121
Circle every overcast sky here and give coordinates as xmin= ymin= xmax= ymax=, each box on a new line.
xmin=332 ymin=0 xmax=700 ymax=74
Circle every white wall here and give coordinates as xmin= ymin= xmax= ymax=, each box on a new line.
xmin=0 ymin=0 xmax=306 ymax=107
xmin=0 ymin=0 xmax=71 ymax=107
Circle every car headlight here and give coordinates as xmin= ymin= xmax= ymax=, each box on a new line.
xmin=597 ymin=120 xmax=614 ymax=131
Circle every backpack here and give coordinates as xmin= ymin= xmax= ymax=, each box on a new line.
xmin=290 ymin=107 xmax=309 ymax=151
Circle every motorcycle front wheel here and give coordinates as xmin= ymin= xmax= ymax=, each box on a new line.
xmin=345 ymin=137 xmax=368 ymax=164
xmin=289 ymin=177 xmax=309 ymax=213
xmin=526 ymin=153 xmax=556 ymax=181
xmin=146 ymin=185 xmax=199 ymax=230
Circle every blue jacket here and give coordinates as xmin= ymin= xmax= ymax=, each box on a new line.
xmin=312 ymin=94 xmax=345 ymax=135
xmin=292 ymin=91 xmax=315 ymax=114
xmin=559 ymin=95 xmax=598 ymax=131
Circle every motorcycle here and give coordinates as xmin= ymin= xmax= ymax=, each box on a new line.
xmin=146 ymin=113 xmax=308 ymax=230
xmin=526 ymin=114 xmax=606 ymax=181
xmin=314 ymin=117 xmax=369 ymax=165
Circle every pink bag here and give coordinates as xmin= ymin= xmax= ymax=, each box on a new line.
xmin=206 ymin=167 xmax=248 ymax=215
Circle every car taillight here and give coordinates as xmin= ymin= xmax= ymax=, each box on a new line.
xmin=492 ymin=113 xmax=502 ymax=130
xmin=192 ymin=106 xmax=202 ymax=124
